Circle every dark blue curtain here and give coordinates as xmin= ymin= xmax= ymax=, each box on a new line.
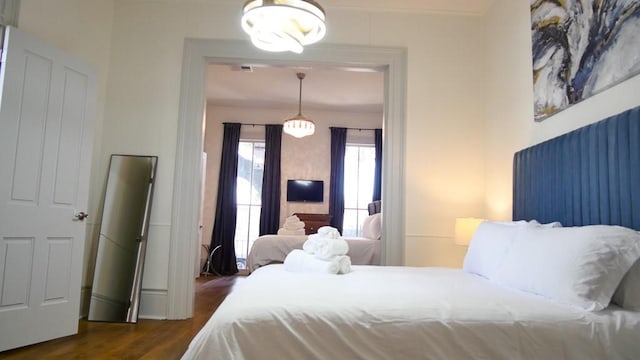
xmin=259 ymin=125 xmax=282 ymax=236
xmin=210 ymin=123 xmax=241 ymax=275
xmin=329 ymin=127 xmax=347 ymax=234
xmin=373 ymin=128 xmax=382 ymax=201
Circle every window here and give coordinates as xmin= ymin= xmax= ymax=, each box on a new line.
xmin=343 ymin=144 xmax=376 ymax=237
xmin=234 ymin=141 xmax=265 ymax=269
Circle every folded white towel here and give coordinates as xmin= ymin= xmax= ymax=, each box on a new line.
xmin=284 ymin=249 xmax=351 ymax=274
xmin=314 ymin=237 xmax=349 ymax=260
xmin=283 ymin=221 xmax=305 ymax=231
xmin=285 ymin=215 xmax=300 ymax=224
xmin=277 ymin=228 xmax=306 ymax=236
xmin=303 ymin=233 xmax=324 ymax=254
xmin=317 ymin=226 xmax=340 ymax=239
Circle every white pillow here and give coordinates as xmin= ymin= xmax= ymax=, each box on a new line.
xmin=495 ymin=225 xmax=640 ymax=311
xmin=462 ymin=221 xmax=532 ymax=280
xmin=612 ymin=259 xmax=640 ymax=310
xmin=362 ymin=213 xmax=381 ymax=240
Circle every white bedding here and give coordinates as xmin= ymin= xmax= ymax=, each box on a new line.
xmin=183 ymin=265 xmax=640 ymax=360
xmin=246 ymin=235 xmax=380 ymax=272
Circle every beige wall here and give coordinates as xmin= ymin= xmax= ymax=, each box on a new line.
xmin=483 ymin=0 xmax=640 ymax=223
xmin=202 ymin=103 xmax=382 ymax=248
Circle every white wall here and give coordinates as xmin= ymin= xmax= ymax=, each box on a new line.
xmin=395 ymin=12 xmax=486 ymax=267
xmin=483 ymin=0 xmax=640 ymax=222
xmin=202 ymin=103 xmax=382 ymax=249
xmin=18 ymin=0 xmax=115 ymax=316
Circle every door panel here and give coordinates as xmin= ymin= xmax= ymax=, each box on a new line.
xmin=0 ymin=26 xmax=96 ymax=351
xmin=54 ymin=68 xmax=88 ymax=205
xmin=1 ymin=238 xmax=34 ymax=307
xmin=10 ymin=52 xmax=52 ymax=203
xmin=43 ymin=238 xmax=73 ymax=302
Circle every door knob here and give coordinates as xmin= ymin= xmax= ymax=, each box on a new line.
xmin=74 ymin=211 xmax=89 ymax=221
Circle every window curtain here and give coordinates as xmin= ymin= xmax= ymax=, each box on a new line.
xmin=373 ymin=128 xmax=382 ymax=201
xmin=329 ymin=127 xmax=347 ymax=234
xmin=259 ymin=124 xmax=283 ymax=236
xmin=210 ymin=123 xmax=241 ymax=275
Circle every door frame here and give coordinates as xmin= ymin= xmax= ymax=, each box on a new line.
xmin=169 ymin=39 xmax=407 ymax=319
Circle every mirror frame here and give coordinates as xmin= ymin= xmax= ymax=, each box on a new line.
xmin=88 ymin=154 xmax=157 ymax=323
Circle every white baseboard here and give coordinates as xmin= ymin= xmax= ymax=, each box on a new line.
xmin=79 ymin=287 xmax=168 ymax=320
xmin=138 ymin=288 xmax=168 ymax=320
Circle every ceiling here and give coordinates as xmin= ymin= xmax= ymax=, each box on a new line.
xmin=321 ymin=0 xmax=493 ymax=15
xmin=207 ymin=64 xmax=385 ymax=113
xmin=206 ymin=0 xmax=493 ymax=113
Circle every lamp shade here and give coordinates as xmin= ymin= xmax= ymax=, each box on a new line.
xmin=283 ymin=72 xmax=315 ymax=138
xmin=241 ymin=0 xmax=326 ymax=54
xmin=454 ymin=217 xmax=485 ymax=246
xmin=283 ymin=115 xmax=315 ymax=138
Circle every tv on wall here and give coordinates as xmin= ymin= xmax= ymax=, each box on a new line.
xmin=287 ymin=179 xmax=324 ymax=202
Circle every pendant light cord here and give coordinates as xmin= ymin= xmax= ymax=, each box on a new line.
xmin=297 ymin=72 xmax=305 ymax=115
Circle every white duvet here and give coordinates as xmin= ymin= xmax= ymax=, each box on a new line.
xmin=183 ymin=265 xmax=640 ymax=360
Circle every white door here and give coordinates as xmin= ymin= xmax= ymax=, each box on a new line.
xmin=0 ymin=26 xmax=96 ymax=351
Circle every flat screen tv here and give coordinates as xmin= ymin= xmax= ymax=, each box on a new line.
xmin=287 ymin=179 xmax=324 ymax=202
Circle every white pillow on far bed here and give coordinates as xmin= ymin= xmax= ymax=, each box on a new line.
xmin=495 ymin=225 xmax=640 ymax=311
xmin=613 ymin=258 xmax=640 ymax=310
xmin=362 ymin=213 xmax=381 ymax=240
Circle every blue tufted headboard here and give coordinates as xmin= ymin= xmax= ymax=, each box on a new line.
xmin=513 ymin=106 xmax=640 ymax=231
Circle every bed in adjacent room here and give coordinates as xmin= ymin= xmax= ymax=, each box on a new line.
xmin=183 ymin=106 xmax=640 ymax=360
xmin=247 ymin=211 xmax=382 ymax=272
xmin=246 ymin=234 xmax=381 ymax=272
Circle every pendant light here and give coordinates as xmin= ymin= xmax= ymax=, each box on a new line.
xmin=284 ymin=72 xmax=315 ymax=138
xmin=241 ymin=0 xmax=326 ymax=54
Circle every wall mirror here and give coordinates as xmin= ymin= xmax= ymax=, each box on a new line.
xmin=88 ymin=155 xmax=157 ymax=323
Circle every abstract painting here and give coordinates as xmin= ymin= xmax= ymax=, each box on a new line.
xmin=531 ymin=1 xmax=640 ymax=121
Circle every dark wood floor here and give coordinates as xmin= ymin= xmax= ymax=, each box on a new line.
xmin=0 ymin=275 xmax=243 ymax=359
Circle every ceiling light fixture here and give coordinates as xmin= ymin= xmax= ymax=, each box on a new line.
xmin=241 ymin=0 xmax=327 ymax=54
xmin=283 ymin=72 xmax=315 ymax=138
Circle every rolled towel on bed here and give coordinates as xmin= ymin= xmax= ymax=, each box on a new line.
xmin=283 ymin=221 xmax=305 ymax=231
xmin=277 ymin=228 xmax=306 ymax=236
xmin=338 ymin=255 xmax=352 ymax=274
xmin=314 ymin=237 xmax=349 ymax=260
xmin=285 ymin=215 xmax=300 ymax=223
xmin=303 ymin=233 xmax=324 ymax=254
xmin=284 ymin=249 xmax=351 ymax=274
xmin=317 ymin=226 xmax=341 ymax=239
xmin=282 ymin=215 xmax=305 ymax=231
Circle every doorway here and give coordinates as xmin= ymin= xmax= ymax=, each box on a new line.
xmin=168 ymin=39 xmax=407 ymax=319
xmin=202 ymin=64 xmax=385 ymax=271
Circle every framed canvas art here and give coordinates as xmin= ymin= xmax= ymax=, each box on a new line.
xmin=531 ymin=1 xmax=640 ymax=121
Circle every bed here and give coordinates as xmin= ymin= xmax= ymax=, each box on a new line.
xmin=246 ymin=235 xmax=381 ymax=272
xmin=184 ymin=264 xmax=640 ymax=359
xmin=183 ymin=106 xmax=640 ymax=360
